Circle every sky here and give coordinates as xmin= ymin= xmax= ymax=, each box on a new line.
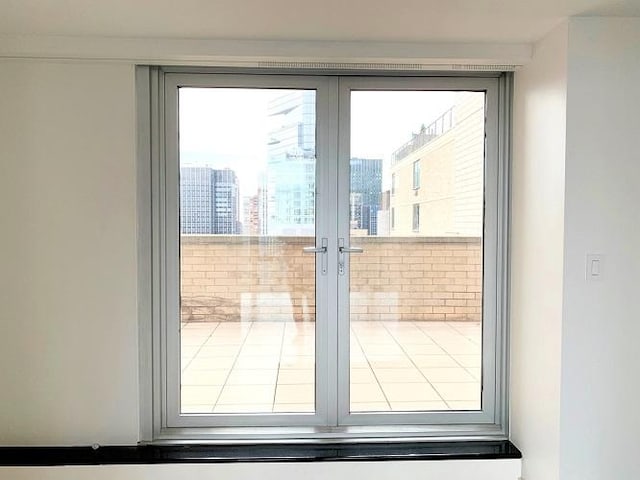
xmin=179 ymin=87 xmax=460 ymax=197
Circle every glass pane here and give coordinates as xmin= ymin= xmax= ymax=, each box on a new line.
xmin=179 ymin=88 xmax=316 ymax=414
xmin=349 ymin=91 xmax=484 ymax=412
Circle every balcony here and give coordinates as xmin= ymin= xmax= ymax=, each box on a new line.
xmin=179 ymin=235 xmax=482 ymax=413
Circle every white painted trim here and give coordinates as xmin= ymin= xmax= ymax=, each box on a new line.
xmin=0 ymin=34 xmax=532 ymax=67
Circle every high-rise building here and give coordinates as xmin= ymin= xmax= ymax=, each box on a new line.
xmin=180 ymin=166 xmax=240 ymax=234
xmin=350 ymin=158 xmax=383 ymax=235
xmin=242 ymin=194 xmax=260 ymax=235
xmin=263 ymin=91 xmax=316 ymax=236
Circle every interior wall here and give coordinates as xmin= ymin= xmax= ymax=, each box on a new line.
xmin=510 ymin=22 xmax=568 ymax=480
xmin=0 ymin=59 xmax=140 ymax=445
xmin=560 ymin=17 xmax=640 ymax=480
xmin=0 ymin=459 xmax=521 ymax=480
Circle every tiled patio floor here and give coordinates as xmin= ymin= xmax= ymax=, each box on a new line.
xmin=181 ymin=321 xmax=481 ymax=414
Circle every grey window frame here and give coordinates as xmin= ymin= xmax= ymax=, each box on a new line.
xmin=137 ymin=66 xmax=512 ymax=443
xmin=412 ymin=203 xmax=420 ymax=232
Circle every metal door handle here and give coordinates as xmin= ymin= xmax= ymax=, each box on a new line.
xmin=303 ymin=246 xmax=327 ymax=253
xmin=302 ymin=238 xmax=328 ymax=275
xmin=338 ymin=238 xmax=363 ymax=275
xmin=338 ymin=246 xmax=363 ymax=254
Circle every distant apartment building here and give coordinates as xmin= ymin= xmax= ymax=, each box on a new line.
xmin=350 ymin=158 xmax=382 ymax=235
xmin=242 ymin=194 xmax=260 ymax=235
xmin=262 ymin=90 xmax=316 ymax=236
xmin=389 ymin=92 xmax=485 ymax=237
xmin=180 ymin=166 xmax=241 ymax=234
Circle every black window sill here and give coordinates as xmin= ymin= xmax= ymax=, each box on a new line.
xmin=0 ymin=440 xmax=521 ymax=466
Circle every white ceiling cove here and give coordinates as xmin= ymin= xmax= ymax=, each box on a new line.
xmin=0 ymin=0 xmax=639 ymax=43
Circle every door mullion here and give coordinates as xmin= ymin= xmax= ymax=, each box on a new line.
xmin=336 ymin=78 xmax=352 ymax=423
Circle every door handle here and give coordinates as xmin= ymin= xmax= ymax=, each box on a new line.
xmin=302 ymin=237 xmax=328 ymax=275
xmin=338 ymin=238 xmax=363 ymax=275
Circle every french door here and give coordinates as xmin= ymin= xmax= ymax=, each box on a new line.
xmin=159 ymin=72 xmax=503 ymax=434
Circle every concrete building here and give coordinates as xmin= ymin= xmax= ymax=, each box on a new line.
xmin=242 ymin=194 xmax=260 ymax=235
xmin=389 ymin=93 xmax=484 ymax=237
xmin=180 ymin=166 xmax=240 ymax=234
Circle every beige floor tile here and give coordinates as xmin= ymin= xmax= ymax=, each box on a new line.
xmin=400 ymin=343 xmax=446 ymax=355
xmin=419 ymin=367 xmax=477 ymax=383
xmin=181 ymin=337 xmax=209 ymax=347
xmin=238 ymin=344 xmax=282 ymax=356
xmin=350 ymin=402 xmax=390 ymax=412
xmin=389 ymin=401 xmax=449 ymax=411
xmin=188 ymin=356 xmax=236 ymax=370
xmin=196 ymin=345 xmax=241 ymax=357
xmin=391 ymin=333 xmax=435 ymax=345
xmin=433 ymin=382 xmax=481 ymax=401
xmin=281 ymin=343 xmax=314 ymax=356
xmin=181 ymin=385 xmax=222 ymax=405
xmin=410 ymin=354 xmax=459 ymax=368
xmin=451 ymin=354 xmax=481 ymax=368
xmin=217 ymin=385 xmax=275 ymax=405
xmin=466 ymin=367 xmax=482 ymax=380
xmin=213 ymin=404 xmax=273 ymax=413
xmin=180 ymin=346 xmax=201 ymax=358
xmin=351 ymin=383 xmax=387 ymax=403
xmin=367 ymin=355 xmax=414 ymax=369
xmin=275 ymin=384 xmax=315 ymax=404
xmin=244 ymin=335 xmax=283 ymax=345
xmin=360 ymin=343 xmax=405 ymax=356
xmin=205 ymin=338 xmax=245 ymax=347
xmin=436 ymin=342 xmax=481 ymax=355
xmin=381 ymin=382 xmax=441 ymax=402
xmin=350 ymin=357 xmax=369 ymax=368
xmin=280 ymin=355 xmax=315 ymax=368
xmin=273 ymin=403 xmax=315 ymax=413
xmin=234 ymin=355 xmax=280 ymax=369
xmin=447 ymin=401 xmax=481 ymax=410
xmin=181 ymin=368 xmax=229 ymax=386
xmin=372 ymin=368 xmax=425 ymax=383
xmin=350 ymin=368 xmax=377 ymax=384
xmin=277 ymin=369 xmax=315 ymax=385
xmin=226 ymin=369 xmax=278 ymax=385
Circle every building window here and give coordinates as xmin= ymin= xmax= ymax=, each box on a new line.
xmin=141 ymin=68 xmax=509 ymax=442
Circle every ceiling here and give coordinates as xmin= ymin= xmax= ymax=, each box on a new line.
xmin=0 ymin=0 xmax=639 ymax=44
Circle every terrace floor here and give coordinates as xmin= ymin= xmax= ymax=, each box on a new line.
xmin=181 ymin=321 xmax=481 ymax=414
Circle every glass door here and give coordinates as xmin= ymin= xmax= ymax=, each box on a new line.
xmin=163 ymin=75 xmax=336 ymax=427
xmin=337 ymin=77 xmax=498 ymax=425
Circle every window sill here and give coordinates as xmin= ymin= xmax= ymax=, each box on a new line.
xmin=0 ymin=440 xmax=521 ymax=466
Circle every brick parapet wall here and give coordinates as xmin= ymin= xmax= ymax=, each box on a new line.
xmin=180 ymin=235 xmax=482 ymax=322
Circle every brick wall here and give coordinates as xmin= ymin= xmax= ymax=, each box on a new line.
xmin=180 ymin=235 xmax=481 ymax=323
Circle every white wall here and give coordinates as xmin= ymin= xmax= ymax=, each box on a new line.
xmin=0 ymin=60 xmax=140 ymax=445
xmin=559 ymin=17 xmax=640 ymax=480
xmin=0 ymin=459 xmax=521 ymax=480
xmin=510 ymin=22 xmax=568 ymax=480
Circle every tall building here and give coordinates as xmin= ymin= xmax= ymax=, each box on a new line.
xmin=350 ymin=158 xmax=383 ymax=235
xmin=242 ymin=194 xmax=260 ymax=235
xmin=389 ymin=92 xmax=484 ymax=237
xmin=180 ymin=167 xmax=240 ymax=234
xmin=263 ymin=91 xmax=316 ymax=236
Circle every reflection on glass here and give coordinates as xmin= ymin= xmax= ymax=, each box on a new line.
xmin=349 ymin=91 xmax=484 ymax=412
xmin=179 ymin=88 xmax=316 ymax=414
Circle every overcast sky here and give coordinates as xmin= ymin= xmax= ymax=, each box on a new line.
xmin=179 ymin=88 xmax=458 ymax=196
